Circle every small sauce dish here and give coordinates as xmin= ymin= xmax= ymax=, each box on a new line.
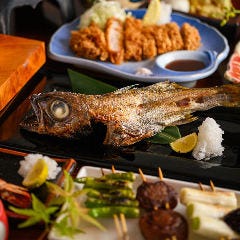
xmin=155 ymin=50 xmax=217 ymax=86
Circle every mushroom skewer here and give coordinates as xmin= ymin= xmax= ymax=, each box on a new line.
xmin=137 ymin=168 xmax=178 ymax=211
xmin=138 ymin=168 xmax=188 ymax=240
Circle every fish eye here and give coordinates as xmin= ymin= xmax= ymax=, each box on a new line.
xmin=50 ymin=100 xmax=70 ymax=120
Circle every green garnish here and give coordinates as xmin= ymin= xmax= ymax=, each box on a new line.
xmin=10 ymin=171 xmax=105 ymax=238
xmin=9 ymin=194 xmax=58 ymax=228
xmin=68 ymin=69 xmax=117 ymax=94
xmin=47 ymin=171 xmax=106 ymax=235
xmin=148 ymin=126 xmax=181 ymax=144
xmin=221 ymin=6 xmax=240 ymax=26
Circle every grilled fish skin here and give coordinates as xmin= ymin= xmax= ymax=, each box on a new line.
xmin=20 ymin=82 xmax=240 ymax=147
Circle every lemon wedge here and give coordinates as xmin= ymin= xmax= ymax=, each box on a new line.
xmin=22 ymin=159 xmax=48 ymax=188
xmin=143 ymin=0 xmax=161 ymax=26
xmin=170 ymin=133 xmax=198 ymax=153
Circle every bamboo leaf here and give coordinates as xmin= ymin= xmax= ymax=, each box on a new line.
xmin=148 ymin=126 xmax=181 ymax=144
xmin=68 ymin=69 xmax=117 ymax=94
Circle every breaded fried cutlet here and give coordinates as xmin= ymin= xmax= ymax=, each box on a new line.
xmin=70 ymin=16 xmax=202 ymax=64
xmin=166 ymin=22 xmax=184 ymax=51
xmin=142 ymin=26 xmax=157 ymax=59
xmin=70 ymin=23 xmax=108 ymax=61
xmin=154 ymin=22 xmax=184 ymax=54
xmin=105 ymin=18 xmax=124 ymax=64
xmin=181 ymin=23 xmax=201 ymax=50
xmin=124 ymin=16 xmax=143 ymax=61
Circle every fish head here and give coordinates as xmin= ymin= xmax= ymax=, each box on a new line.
xmin=20 ymin=91 xmax=92 ymax=138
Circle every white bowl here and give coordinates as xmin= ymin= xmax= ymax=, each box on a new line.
xmin=155 ymin=50 xmax=218 ymax=87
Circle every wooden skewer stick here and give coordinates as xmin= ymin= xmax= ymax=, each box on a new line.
xmin=210 ymin=180 xmax=215 ymax=192
xmin=114 ymin=214 xmax=122 ymax=239
xmin=112 ymin=165 xmax=116 ymax=173
xmin=165 ymin=202 xmax=170 ymax=210
xmin=158 ymin=167 xmax=171 ymax=210
xmin=120 ymin=213 xmax=128 ymax=240
xmin=199 ymin=180 xmax=216 ymax=192
xmin=158 ymin=167 xmax=163 ymax=181
xmin=198 ymin=182 xmax=204 ymax=191
xmin=100 ymin=168 xmax=105 ymax=176
xmin=114 ymin=214 xmax=129 ymax=240
xmin=138 ymin=168 xmax=147 ymax=182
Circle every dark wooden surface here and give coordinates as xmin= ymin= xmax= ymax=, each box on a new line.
xmin=2 ymin=4 xmax=240 ymax=240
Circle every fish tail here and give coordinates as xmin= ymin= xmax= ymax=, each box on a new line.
xmin=218 ymin=84 xmax=240 ymax=107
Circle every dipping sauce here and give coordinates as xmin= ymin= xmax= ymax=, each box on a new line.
xmin=165 ymin=59 xmax=206 ymax=71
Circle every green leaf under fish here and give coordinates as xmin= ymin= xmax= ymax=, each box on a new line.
xmin=68 ymin=69 xmax=181 ymax=144
xmin=68 ymin=69 xmax=117 ymax=94
xmin=148 ymin=126 xmax=181 ymax=144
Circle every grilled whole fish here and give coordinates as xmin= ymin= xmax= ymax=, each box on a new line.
xmin=20 ymin=82 xmax=240 ymax=146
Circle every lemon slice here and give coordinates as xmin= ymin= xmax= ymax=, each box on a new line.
xmin=170 ymin=132 xmax=198 ymax=153
xmin=22 ymin=159 xmax=48 ymax=188
xmin=143 ymin=0 xmax=161 ymax=26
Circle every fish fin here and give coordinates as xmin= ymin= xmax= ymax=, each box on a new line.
xmin=170 ymin=115 xmax=198 ymax=126
xmin=145 ymin=81 xmax=187 ymax=92
xmin=113 ymin=84 xmax=139 ymax=94
xmin=218 ymin=84 xmax=240 ymax=107
xmin=103 ymin=123 xmax=154 ymax=146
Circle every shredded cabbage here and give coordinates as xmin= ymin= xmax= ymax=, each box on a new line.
xmin=79 ymin=0 xmax=128 ymax=29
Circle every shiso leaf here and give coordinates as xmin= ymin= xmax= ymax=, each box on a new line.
xmin=148 ymin=126 xmax=181 ymax=144
xmin=68 ymin=69 xmax=117 ymax=94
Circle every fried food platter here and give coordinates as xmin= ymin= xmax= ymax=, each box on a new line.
xmin=48 ymin=9 xmax=229 ymax=84
xmin=48 ymin=165 xmax=240 ymax=240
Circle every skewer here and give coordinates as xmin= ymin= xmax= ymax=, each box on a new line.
xmin=198 ymin=180 xmax=216 ymax=192
xmin=100 ymin=168 xmax=105 ymax=176
xmin=198 ymin=182 xmax=204 ymax=191
xmin=210 ymin=180 xmax=215 ymax=192
xmin=158 ymin=167 xmax=170 ymax=209
xmin=138 ymin=168 xmax=147 ymax=182
xmin=114 ymin=213 xmax=129 ymax=240
xmin=158 ymin=167 xmax=163 ymax=181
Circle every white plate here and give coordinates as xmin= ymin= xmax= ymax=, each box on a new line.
xmin=48 ymin=10 xmax=229 ymax=85
xmin=48 ymin=166 xmax=240 ymax=240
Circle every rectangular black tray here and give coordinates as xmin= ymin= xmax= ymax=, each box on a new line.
xmin=0 ymin=71 xmax=239 ymax=190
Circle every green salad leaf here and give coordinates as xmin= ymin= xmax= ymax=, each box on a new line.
xmin=68 ymin=69 xmax=117 ymax=94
